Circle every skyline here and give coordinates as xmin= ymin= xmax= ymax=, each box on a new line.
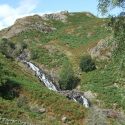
xmin=0 ymin=0 xmax=122 ymax=30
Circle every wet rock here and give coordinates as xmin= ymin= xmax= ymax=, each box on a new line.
xmin=23 ymin=61 xmax=90 ymax=108
xmin=59 ymin=90 xmax=90 ymax=108
xmin=17 ymin=50 xmax=31 ymax=61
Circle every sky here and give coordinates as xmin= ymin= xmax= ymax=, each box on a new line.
xmin=0 ymin=0 xmax=122 ymax=30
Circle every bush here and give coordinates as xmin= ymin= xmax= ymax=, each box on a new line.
xmin=0 ymin=38 xmax=15 ymax=58
xmin=0 ymin=79 xmax=21 ymax=100
xmin=59 ymin=61 xmax=79 ymax=90
xmin=80 ymin=55 xmax=96 ymax=72
xmin=0 ymin=38 xmax=28 ymax=59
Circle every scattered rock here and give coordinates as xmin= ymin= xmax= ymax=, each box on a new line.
xmin=84 ymin=91 xmax=96 ymax=101
xmin=0 ymin=15 xmax=56 ymax=38
xmin=113 ymin=83 xmax=119 ymax=88
xmin=102 ymin=109 xmax=120 ymax=119
xmin=42 ymin=11 xmax=68 ymax=22
xmin=30 ymin=106 xmax=46 ymax=114
xmin=107 ymin=110 xmax=119 ymax=119
xmin=61 ymin=116 xmax=67 ymax=123
xmin=87 ymin=32 xmax=93 ymax=37
xmin=39 ymin=108 xmax=46 ymax=113
xmin=76 ymin=85 xmax=81 ymax=90
xmin=86 ymin=13 xmax=94 ymax=17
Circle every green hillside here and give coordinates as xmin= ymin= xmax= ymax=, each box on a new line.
xmin=0 ymin=12 xmax=125 ymax=125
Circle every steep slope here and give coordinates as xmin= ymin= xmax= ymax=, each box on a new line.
xmin=1 ymin=11 xmax=124 ymax=125
xmin=0 ymin=53 xmax=87 ymax=125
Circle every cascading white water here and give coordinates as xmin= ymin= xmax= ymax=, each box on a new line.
xmin=23 ymin=60 xmax=89 ymax=108
xmin=82 ymin=96 xmax=89 ymax=108
xmin=24 ymin=61 xmax=58 ymax=92
xmin=72 ymin=96 xmax=89 ymax=108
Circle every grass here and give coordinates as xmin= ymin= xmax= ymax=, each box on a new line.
xmin=80 ymin=58 xmax=125 ymax=110
xmin=0 ymin=53 xmax=86 ymax=125
xmin=10 ymin=12 xmax=109 ymax=71
xmin=1 ymin=12 xmax=124 ymax=124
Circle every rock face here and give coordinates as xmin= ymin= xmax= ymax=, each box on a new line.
xmin=0 ymin=15 xmax=56 ymax=38
xmin=89 ymin=37 xmax=116 ymax=60
xmin=59 ymin=90 xmax=90 ymax=108
xmin=0 ymin=11 xmax=69 ymax=38
xmin=42 ymin=11 xmax=68 ymax=22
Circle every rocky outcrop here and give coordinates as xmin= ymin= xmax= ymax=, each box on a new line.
xmin=42 ymin=11 xmax=68 ymax=22
xmin=59 ymin=90 xmax=90 ymax=107
xmin=89 ymin=37 xmax=117 ymax=60
xmin=0 ymin=11 xmax=69 ymax=38
xmin=0 ymin=15 xmax=56 ymax=38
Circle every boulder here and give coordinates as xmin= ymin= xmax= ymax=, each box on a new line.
xmin=61 ymin=116 xmax=67 ymax=123
xmin=30 ymin=105 xmax=46 ymax=114
xmin=39 ymin=108 xmax=46 ymax=113
xmin=89 ymin=37 xmax=117 ymax=60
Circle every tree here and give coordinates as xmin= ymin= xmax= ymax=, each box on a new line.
xmin=80 ymin=55 xmax=96 ymax=72
xmin=98 ymin=0 xmax=125 ymax=82
xmin=98 ymin=0 xmax=125 ymax=15
xmin=98 ymin=0 xmax=125 ymax=51
xmin=59 ymin=61 xmax=78 ymax=90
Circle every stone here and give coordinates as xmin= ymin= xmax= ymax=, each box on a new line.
xmin=0 ymin=14 xmax=55 ymax=38
xmin=39 ymin=108 xmax=46 ymax=113
xmin=30 ymin=105 xmax=46 ymax=114
xmin=103 ymin=109 xmax=119 ymax=119
xmin=84 ymin=91 xmax=96 ymax=101
xmin=89 ymin=37 xmax=117 ymax=60
xmin=61 ymin=116 xmax=67 ymax=123
xmin=42 ymin=12 xmax=67 ymax=22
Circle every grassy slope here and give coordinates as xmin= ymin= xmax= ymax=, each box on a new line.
xmin=1 ymin=12 xmax=123 ymax=125
xmin=0 ymin=53 xmax=86 ymax=125
xmin=11 ymin=12 xmax=109 ymax=70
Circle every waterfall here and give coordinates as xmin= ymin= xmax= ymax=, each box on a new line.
xmin=24 ymin=61 xmax=58 ymax=92
xmin=23 ymin=60 xmax=90 ymax=108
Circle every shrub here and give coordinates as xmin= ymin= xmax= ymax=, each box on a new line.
xmin=17 ymin=95 xmax=28 ymax=108
xmin=0 ymin=39 xmax=15 ymax=58
xmin=80 ymin=55 xmax=96 ymax=72
xmin=0 ymin=38 xmax=28 ymax=59
xmin=59 ymin=61 xmax=79 ymax=90
xmin=0 ymin=79 xmax=21 ymax=100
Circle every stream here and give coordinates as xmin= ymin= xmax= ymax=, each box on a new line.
xmin=23 ymin=60 xmax=90 ymax=108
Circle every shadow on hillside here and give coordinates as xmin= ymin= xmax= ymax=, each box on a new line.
xmin=0 ymin=79 xmax=21 ymax=100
